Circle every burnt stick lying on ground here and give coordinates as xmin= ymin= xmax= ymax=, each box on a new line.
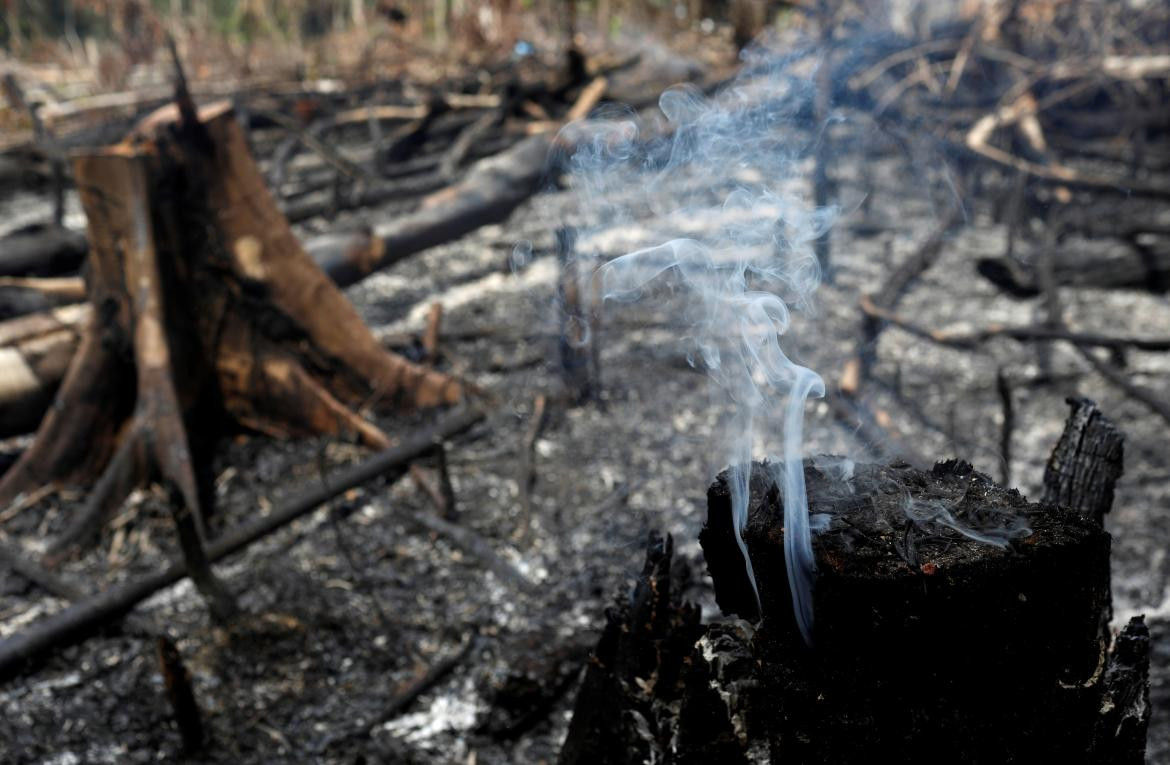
xmin=839 ymin=201 xmax=962 ymax=398
xmin=0 ymin=405 xmax=484 ymax=681
xmin=858 ymin=294 xmax=1170 ymax=352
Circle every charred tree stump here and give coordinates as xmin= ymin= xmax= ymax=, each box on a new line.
xmin=697 ymin=457 xmax=1142 ymax=763
xmin=0 ymin=101 xmax=462 ymax=586
xmin=563 ymin=411 xmax=1147 ymax=762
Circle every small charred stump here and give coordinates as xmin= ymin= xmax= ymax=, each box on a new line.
xmin=563 ymin=405 xmax=1148 ymax=763
xmin=0 ymin=100 xmax=461 ymax=594
xmin=559 ymin=533 xmax=703 ymax=764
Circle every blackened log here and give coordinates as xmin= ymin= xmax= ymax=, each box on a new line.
xmin=1042 ymin=397 xmax=1124 ymax=525
xmin=0 ymin=276 xmax=86 ymax=321
xmin=312 ymin=135 xmax=553 ymax=287
xmin=0 ymin=225 xmax=87 ymax=277
xmin=283 ymin=173 xmax=449 ymax=224
xmin=976 ymin=245 xmax=1170 ymax=297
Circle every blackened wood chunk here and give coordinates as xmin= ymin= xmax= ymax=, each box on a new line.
xmin=1092 ymin=616 xmax=1152 ymax=764
xmin=675 ymin=622 xmax=755 ymax=765
xmin=558 ymin=532 xmax=702 ymax=765
xmin=1043 ymin=397 xmax=1125 ymax=525
xmin=694 ymin=458 xmax=1146 ymax=763
xmin=701 ymin=472 xmax=770 ymax=622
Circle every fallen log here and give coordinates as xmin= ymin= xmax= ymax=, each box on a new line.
xmin=312 ymin=133 xmax=555 ymax=287
xmin=977 ymin=244 xmax=1170 ymax=297
xmin=563 ymin=408 xmax=1148 ymax=762
xmin=0 ymin=224 xmax=88 ymax=278
xmin=0 ymin=304 xmax=88 ymax=438
xmin=0 ymin=276 xmax=86 ymax=321
xmin=0 ymin=405 xmax=484 ymax=681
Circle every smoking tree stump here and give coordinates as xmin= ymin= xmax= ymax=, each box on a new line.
xmin=0 ymin=100 xmax=462 ymax=579
xmin=563 ymin=450 xmax=1148 ymax=762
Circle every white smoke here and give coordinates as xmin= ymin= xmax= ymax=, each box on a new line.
xmin=566 ymin=45 xmax=836 ymax=644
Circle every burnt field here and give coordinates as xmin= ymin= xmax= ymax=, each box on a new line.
xmin=1 ymin=2 xmax=1169 ymax=763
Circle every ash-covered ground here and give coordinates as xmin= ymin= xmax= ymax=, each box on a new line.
xmin=1 ymin=102 xmax=1169 ymax=764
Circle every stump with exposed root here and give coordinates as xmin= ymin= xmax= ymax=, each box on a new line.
xmin=0 ymin=98 xmax=462 ymax=613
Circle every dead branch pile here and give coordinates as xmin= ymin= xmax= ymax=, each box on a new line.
xmin=803 ymin=0 xmax=1170 ymax=456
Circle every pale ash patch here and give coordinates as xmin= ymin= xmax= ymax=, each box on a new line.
xmin=381 ymin=677 xmax=483 ymax=749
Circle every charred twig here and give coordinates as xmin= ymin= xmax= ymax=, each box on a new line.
xmin=409 ymin=440 xmax=457 ymax=521
xmin=380 ymin=95 xmax=450 ymax=166
xmin=1 ymin=74 xmax=66 ymax=226
xmin=157 ymin=636 xmax=204 ymax=754
xmin=409 ymin=463 xmax=448 ymax=518
xmin=840 ymin=203 xmax=962 ymax=396
xmin=516 ymin=394 xmax=548 ymax=541
xmin=858 ymin=295 xmax=1170 ymax=351
xmin=256 ymin=108 xmax=377 ymax=186
xmin=0 ymin=537 xmax=84 ymax=601
xmin=996 ymin=368 xmax=1014 ymax=486
xmin=440 ymin=108 xmax=504 ymax=180
xmin=422 ymin=302 xmax=443 ymax=365
xmin=1076 ymin=347 xmax=1170 ymax=427
xmin=825 ymin=390 xmax=930 ymax=469
xmin=283 ymin=172 xmax=449 ymax=223
xmin=565 ymin=76 xmax=609 ymax=122
xmin=433 ymin=441 xmax=457 ymax=521
xmin=328 ymin=500 xmax=394 ymax=633
xmin=353 ymin=630 xmax=478 ymax=735
xmin=407 ymin=509 xmax=533 ymax=591
xmin=556 ymin=228 xmax=601 ymax=403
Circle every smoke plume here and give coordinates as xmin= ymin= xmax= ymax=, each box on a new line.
xmin=567 ymin=45 xmax=836 ymax=644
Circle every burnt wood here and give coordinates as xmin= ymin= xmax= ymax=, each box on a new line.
xmin=1042 ymin=397 xmax=1125 ymax=525
xmin=563 ymin=401 xmax=1148 ymax=763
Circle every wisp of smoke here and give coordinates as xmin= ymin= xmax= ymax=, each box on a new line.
xmin=567 ymin=47 xmax=835 ymax=644
xmin=902 ymin=493 xmax=1033 ymax=549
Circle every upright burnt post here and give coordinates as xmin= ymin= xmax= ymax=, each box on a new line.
xmin=556 ymin=226 xmax=601 ymax=403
